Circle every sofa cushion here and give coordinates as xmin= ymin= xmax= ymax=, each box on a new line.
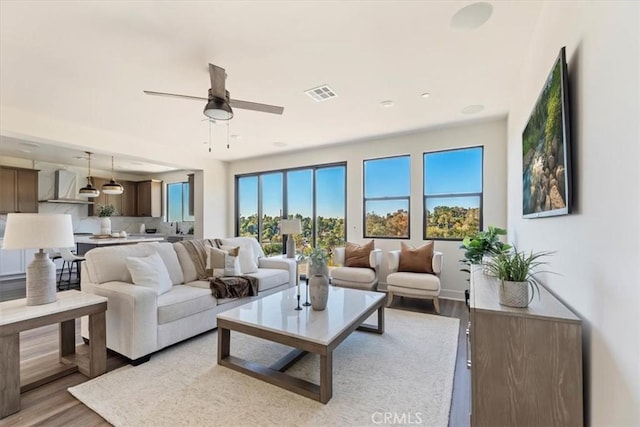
xmin=244 ymin=268 xmax=289 ymax=292
xmin=331 ymin=266 xmax=376 ymax=284
xmin=173 ymin=243 xmax=199 ymax=283
xmin=211 ymin=246 xmax=241 ymax=276
xmin=157 ymin=285 xmax=217 ymax=324
xmin=386 ymin=271 xmax=440 ymax=291
xmin=345 ymin=240 xmax=374 ymax=268
xmin=138 ymin=242 xmax=185 ymax=285
xmin=398 ymin=241 xmax=434 ymax=274
xmin=126 ymin=252 xmax=173 ymax=295
xmin=85 ymin=244 xmax=157 ymax=284
xmin=219 ymin=237 xmax=265 ymax=265
xmin=219 ymin=238 xmax=258 ymax=274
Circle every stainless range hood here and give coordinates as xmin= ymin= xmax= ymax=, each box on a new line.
xmin=40 ymin=170 xmax=94 ymax=204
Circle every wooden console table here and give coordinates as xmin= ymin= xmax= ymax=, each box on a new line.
xmin=0 ymin=290 xmax=107 ymax=419
xmin=469 ymin=266 xmax=583 ymax=426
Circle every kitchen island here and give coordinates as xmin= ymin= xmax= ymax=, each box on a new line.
xmin=75 ymin=235 xmax=165 ymax=255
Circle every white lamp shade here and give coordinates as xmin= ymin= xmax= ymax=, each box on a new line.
xmin=2 ymin=213 xmax=75 ymax=250
xmin=280 ymin=219 xmax=302 ymax=235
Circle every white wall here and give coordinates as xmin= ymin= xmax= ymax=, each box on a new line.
xmin=228 ymin=119 xmax=507 ymax=299
xmin=507 ymin=2 xmax=639 ymax=425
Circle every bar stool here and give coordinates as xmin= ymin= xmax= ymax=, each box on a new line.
xmin=58 ymin=247 xmax=85 ymax=290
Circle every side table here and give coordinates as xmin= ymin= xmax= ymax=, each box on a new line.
xmin=0 ymin=290 xmax=108 ymax=419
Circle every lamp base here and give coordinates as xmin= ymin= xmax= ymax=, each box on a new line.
xmin=26 ymin=252 xmax=57 ymax=306
xmin=286 ymin=235 xmax=296 ymax=258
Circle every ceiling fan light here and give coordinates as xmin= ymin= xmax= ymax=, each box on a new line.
xmin=79 ymin=178 xmax=100 ymax=198
xmin=102 ymin=179 xmax=124 ymax=195
xmin=204 ymin=97 xmax=233 ymax=120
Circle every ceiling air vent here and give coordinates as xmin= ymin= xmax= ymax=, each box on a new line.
xmin=304 ymin=85 xmax=337 ymax=102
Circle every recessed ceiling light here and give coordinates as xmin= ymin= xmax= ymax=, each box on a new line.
xmin=461 ymin=104 xmax=485 ymax=114
xmin=380 ymin=100 xmax=395 ymax=108
xmin=273 ymin=142 xmax=287 ymax=147
xmin=231 ymin=135 xmax=241 ymax=140
xmin=421 ymin=92 xmax=431 ymax=98
xmin=451 ymin=2 xmax=493 ymax=30
xmin=19 ymin=149 xmax=31 ymax=154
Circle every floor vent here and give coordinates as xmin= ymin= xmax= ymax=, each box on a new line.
xmin=304 ymin=85 xmax=337 ymax=102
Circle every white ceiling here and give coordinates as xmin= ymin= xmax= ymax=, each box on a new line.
xmin=0 ymin=1 xmax=543 ymax=170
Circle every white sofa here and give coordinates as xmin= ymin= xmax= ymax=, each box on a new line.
xmin=80 ymin=237 xmax=295 ymax=364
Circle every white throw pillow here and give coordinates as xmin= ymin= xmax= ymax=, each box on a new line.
xmin=210 ymin=246 xmax=241 ymax=276
xmin=220 ymin=239 xmax=258 ymax=274
xmin=126 ymin=252 xmax=173 ymax=295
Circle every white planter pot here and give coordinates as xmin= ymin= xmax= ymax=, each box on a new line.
xmin=99 ymin=217 xmax=112 ymax=235
xmin=481 ymin=255 xmax=495 ymax=276
xmin=309 ymin=274 xmax=329 ymax=311
xmin=498 ymin=280 xmax=530 ymax=307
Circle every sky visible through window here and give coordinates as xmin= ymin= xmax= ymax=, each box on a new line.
xmin=239 ymin=167 xmax=345 ymax=218
xmin=364 ymin=156 xmax=410 ymax=215
xmin=424 ymin=148 xmax=482 ymax=195
xmin=167 ymin=182 xmax=194 ymax=222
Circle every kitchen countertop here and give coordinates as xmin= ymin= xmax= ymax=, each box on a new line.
xmin=75 ymin=236 xmax=165 ymax=245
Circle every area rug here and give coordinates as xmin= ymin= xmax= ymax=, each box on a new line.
xmin=68 ymin=309 xmax=459 ymax=426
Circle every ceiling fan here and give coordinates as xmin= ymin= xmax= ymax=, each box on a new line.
xmin=144 ymin=63 xmax=284 ymax=120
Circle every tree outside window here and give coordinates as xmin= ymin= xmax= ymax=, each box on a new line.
xmin=363 ymin=155 xmax=410 ymax=238
xmin=423 ymin=147 xmax=483 ymax=240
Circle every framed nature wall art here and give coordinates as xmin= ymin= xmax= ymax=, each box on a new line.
xmin=522 ymin=47 xmax=572 ymax=218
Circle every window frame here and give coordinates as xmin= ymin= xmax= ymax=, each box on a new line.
xmin=422 ymin=146 xmax=484 ymax=241
xmin=166 ymin=181 xmax=193 ymax=222
xmin=234 ymin=161 xmax=347 ymax=250
xmin=362 ymin=154 xmax=411 ymax=239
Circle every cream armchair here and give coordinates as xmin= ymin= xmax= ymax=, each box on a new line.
xmin=386 ymin=250 xmax=443 ymax=314
xmin=330 ymin=247 xmax=382 ymax=291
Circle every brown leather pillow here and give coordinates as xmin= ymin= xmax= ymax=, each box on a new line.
xmin=398 ymin=241 xmax=434 ymax=274
xmin=345 ymin=240 xmax=375 ymax=268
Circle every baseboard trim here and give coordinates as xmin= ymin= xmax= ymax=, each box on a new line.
xmin=439 ymin=289 xmax=465 ymax=301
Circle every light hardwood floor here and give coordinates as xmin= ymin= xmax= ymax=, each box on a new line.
xmin=1 ymin=281 xmax=470 ymax=427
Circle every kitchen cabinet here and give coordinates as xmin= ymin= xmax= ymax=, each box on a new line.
xmin=0 ymin=166 xmax=39 ymax=213
xmin=137 ymin=180 xmax=162 ymax=217
xmin=121 ymin=180 xmax=138 ymax=216
xmin=469 ymin=266 xmax=582 ymax=426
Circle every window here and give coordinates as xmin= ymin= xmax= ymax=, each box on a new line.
xmin=423 ymin=147 xmax=483 ymax=240
xmin=167 ymin=182 xmax=194 ymax=222
xmin=235 ymin=163 xmax=346 ymax=256
xmin=363 ymin=155 xmax=410 ymax=238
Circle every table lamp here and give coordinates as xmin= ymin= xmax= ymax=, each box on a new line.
xmin=280 ymin=218 xmax=302 ymax=259
xmin=2 ymin=213 xmax=75 ymax=305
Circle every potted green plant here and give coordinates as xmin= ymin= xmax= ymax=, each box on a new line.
xmin=485 ymin=248 xmax=553 ymax=307
xmin=298 ymin=247 xmax=329 ymax=277
xmin=96 ymin=204 xmax=117 ymax=235
xmin=460 ymin=226 xmax=511 ymax=274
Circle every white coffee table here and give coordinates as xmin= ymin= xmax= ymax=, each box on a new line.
xmin=217 ymin=286 xmax=385 ymax=403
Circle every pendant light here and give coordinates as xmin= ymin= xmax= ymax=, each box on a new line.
xmin=102 ymin=156 xmax=124 ymax=195
xmin=79 ymin=151 xmax=100 ymax=198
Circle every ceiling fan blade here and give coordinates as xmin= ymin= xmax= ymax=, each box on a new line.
xmin=143 ymin=90 xmax=208 ymax=101
xmin=209 ymin=64 xmax=227 ymax=99
xmin=230 ymin=99 xmax=284 ymax=115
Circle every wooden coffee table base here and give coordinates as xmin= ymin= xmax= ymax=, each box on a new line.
xmin=217 ymin=300 xmax=384 ymax=404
